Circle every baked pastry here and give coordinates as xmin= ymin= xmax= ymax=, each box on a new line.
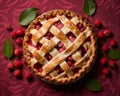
xmin=23 ymin=9 xmax=97 ymax=84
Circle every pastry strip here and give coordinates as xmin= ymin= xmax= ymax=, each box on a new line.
xmin=60 ymin=62 xmax=73 ymax=77
xmin=33 ymin=50 xmax=45 ymax=64
xmin=40 ymin=37 xmax=59 ymax=54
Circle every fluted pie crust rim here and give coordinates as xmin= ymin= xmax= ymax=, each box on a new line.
xmin=23 ymin=9 xmax=97 ymax=84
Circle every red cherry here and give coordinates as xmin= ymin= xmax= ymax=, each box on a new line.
xmin=109 ymin=60 xmax=115 ymax=65
xmin=102 ymin=44 xmax=109 ymax=52
xmin=47 ymin=32 xmax=51 ymax=36
xmin=110 ymin=39 xmax=117 ymax=48
xmin=59 ymin=46 xmax=65 ymax=52
xmin=55 ymin=21 xmax=64 ymax=29
xmin=68 ymin=56 xmax=73 ymax=61
xmin=56 ymin=68 xmax=63 ymax=74
xmin=16 ymin=38 xmax=23 ymax=46
xmin=103 ymin=30 xmax=111 ymax=37
xmin=58 ymin=42 xmax=63 ymax=47
xmin=39 ymin=67 xmax=43 ymax=72
xmin=109 ymin=60 xmax=116 ymax=68
xmin=14 ymin=48 xmax=22 ymax=56
xmin=13 ymin=59 xmax=22 ymax=68
xmin=16 ymin=28 xmax=24 ymax=36
xmin=14 ymin=69 xmax=22 ymax=77
xmin=67 ymin=61 xmax=73 ymax=66
xmin=7 ymin=62 xmax=13 ymax=71
xmin=25 ymin=72 xmax=32 ymax=80
xmin=102 ymin=68 xmax=110 ymax=75
xmin=69 ymin=36 xmax=75 ymax=42
xmin=11 ymin=31 xmax=16 ymax=38
xmin=48 ymin=55 xmax=52 ymax=60
xmin=45 ymin=36 xmax=50 ymax=40
xmin=80 ymin=27 xmax=85 ymax=32
xmin=97 ymin=31 xmax=104 ymax=39
xmin=94 ymin=20 xmax=101 ymax=27
xmin=59 ymin=48 xmax=64 ymax=52
xmin=100 ymin=57 xmax=107 ymax=65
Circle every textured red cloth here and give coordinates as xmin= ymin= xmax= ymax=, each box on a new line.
xmin=0 ymin=0 xmax=120 ymax=96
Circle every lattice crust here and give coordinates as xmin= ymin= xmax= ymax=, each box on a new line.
xmin=23 ymin=9 xmax=97 ymax=84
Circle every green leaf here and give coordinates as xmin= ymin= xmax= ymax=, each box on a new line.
xmin=19 ymin=8 xmax=38 ymax=26
xmin=108 ymin=49 xmax=120 ymax=60
xmin=2 ymin=39 xmax=13 ymax=59
xmin=83 ymin=0 xmax=96 ymax=16
xmin=85 ymin=78 xmax=102 ymax=92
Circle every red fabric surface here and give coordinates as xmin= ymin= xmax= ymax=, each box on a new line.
xmin=0 ymin=0 xmax=120 ymax=96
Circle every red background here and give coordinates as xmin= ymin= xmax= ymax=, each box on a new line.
xmin=0 ymin=0 xmax=120 ymax=96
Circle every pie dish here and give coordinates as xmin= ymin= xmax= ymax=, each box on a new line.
xmin=23 ymin=9 xmax=97 ymax=84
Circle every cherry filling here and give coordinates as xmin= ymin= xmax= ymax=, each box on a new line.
xmin=44 ymin=53 xmax=53 ymax=61
xmin=66 ymin=32 xmax=76 ymax=42
xmin=77 ymin=22 xmax=82 ymax=28
xmin=78 ymin=46 xmax=87 ymax=57
xmin=27 ymin=34 xmax=32 ymax=45
xmin=72 ymin=67 xmax=80 ymax=74
xmin=36 ymin=42 xmax=42 ymax=50
xmin=29 ymin=52 xmax=33 ymax=58
xmin=44 ymin=31 xmax=54 ymax=40
xmin=80 ymin=26 xmax=85 ymax=32
xmin=54 ymin=21 xmax=64 ymax=29
xmin=34 ymin=62 xmax=43 ymax=72
xmin=55 ymin=41 xmax=66 ymax=53
xmin=77 ymin=23 xmax=85 ymax=32
xmin=66 ymin=56 xmax=75 ymax=67
xmin=55 ymin=66 xmax=64 ymax=74
xmin=35 ymin=22 xmax=42 ymax=30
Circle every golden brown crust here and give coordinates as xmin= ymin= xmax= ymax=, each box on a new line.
xmin=33 ymin=50 xmax=45 ymax=64
xmin=23 ymin=9 xmax=97 ymax=84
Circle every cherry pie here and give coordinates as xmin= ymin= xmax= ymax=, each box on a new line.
xmin=23 ymin=10 xmax=97 ymax=84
